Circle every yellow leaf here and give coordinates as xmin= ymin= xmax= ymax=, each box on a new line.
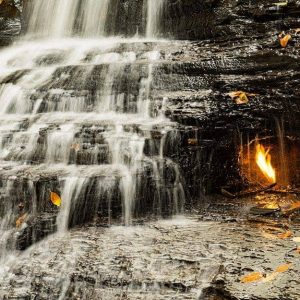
xmin=50 ymin=192 xmax=61 ymax=207
xmin=278 ymin=230 xmax=293 ymax=239
xmin=280 ymin=34 xmax=291 ymax=48
xmin=240 ymin=272 xmax=263 ymax=283
xmin=188 ymin=138 xmax=198 ymax=145
xmin=275 ymin=263 xmax=292 ymax=273
xmin=228 ymin=91 xmax=257 ymax=104
xmin=235 ymin=92 xmax=248 ymax=104
xmin=16 ymin=213 xmax=27 ymax=228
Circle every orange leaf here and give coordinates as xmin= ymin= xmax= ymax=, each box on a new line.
xmin=16 ymin=213 xmax=27 ymax=228
xmin=275 ymin=263 xmax=292 ymax=273
xmin=278 ymin=230 xmax=293 ymax=239
xmin=228 ymin=91 xmax=244 ymax=98
xmin=228 ymin=91 xmax=257 ymax=104
xmin=188 ymin=138 xmax=198 ymax=145
xmin=50 ymin=192 xmax=61 ymax=207
xmin=280 ymin=34 xmax=291 ymax=48
xmin=240 ymin=272 xmax=263 ymax=283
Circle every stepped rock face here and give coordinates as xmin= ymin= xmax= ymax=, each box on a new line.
xmin=0 ymin=0 xmax=298 ymax=215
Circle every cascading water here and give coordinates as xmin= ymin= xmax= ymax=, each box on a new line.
xmin=146 ymin=0 xmax=165 ymax=38
xmin=0 ymin=0 xmax=185 ymax=281
xmin=27 ymin=0 xmax=164 ymax=38
xmin=27 ymin=0 xmax=110 ymax=38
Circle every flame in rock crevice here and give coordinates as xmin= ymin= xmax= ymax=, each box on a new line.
xmin=255 ymin=144 xmax=276 ymax=183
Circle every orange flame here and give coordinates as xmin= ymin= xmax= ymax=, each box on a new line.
xmin=255 ymin=144 xmax=276 ymax=183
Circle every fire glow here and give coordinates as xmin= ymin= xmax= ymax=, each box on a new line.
xmin=255 ymin=144 xmax=276 ymax=183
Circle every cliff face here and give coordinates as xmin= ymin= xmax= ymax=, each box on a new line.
xmin=1 ymin=0 xmax=300 ymax=195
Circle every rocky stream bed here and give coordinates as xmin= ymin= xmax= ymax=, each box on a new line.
xmin=1 ymin=199 xmax=300 ymax=300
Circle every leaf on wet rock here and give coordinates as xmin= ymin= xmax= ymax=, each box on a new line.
xmin=240 ymin=272 xmax=263 ymax=283
xmin=228 ymin=91 xmax=257 ymax=104
xmin=275 ymin=263 xmax=292 ymax=273
xmin=187 ymin=138 xmax=198 ymax=145
xmin=278 ymin=230 xmax=293 ymax=239
xmin=279 ymin=34 xmax=291 ymax=48
xmin=50 ymin=192 xmax=61 ymax=207
xmin=16 ymin=213 xmax=27 ymax=228
xmin=262 ymin=264 xmax=292 ymax=282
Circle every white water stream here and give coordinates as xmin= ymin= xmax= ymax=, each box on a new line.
xmin=0 ymin=0 xmax=185 ymax=282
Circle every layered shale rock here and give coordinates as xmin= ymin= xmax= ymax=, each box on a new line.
xmin=0 ymin=0 xmax=21 ymax=46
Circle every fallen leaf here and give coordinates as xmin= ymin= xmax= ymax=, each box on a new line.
xmin=188 ymin=138 xmax=198 ymax=145
xmin=280 ymin=34 xmax=291 ymax=48
xmin=278 ymin=230 xmax=293 ymax=239
xmin=292 ymin=237 xmax=300 ymax=243
xmin=296 ymin=247 xmax=300 ymax=254
xmin=275 ymin=263 xmax=292 ymax=273
xmin=228 ymin=91 xmax=257 ymax=104
xmin=240 ymin=272 xmax=263 ymax=283
xmin=16 ymin=213 xmax=27 ymax=228
xmin=50 ymin=192 xmax=61 ymax=207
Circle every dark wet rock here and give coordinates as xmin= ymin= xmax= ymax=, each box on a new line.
xmin=0 ymin=0 xmax=21 ymax=46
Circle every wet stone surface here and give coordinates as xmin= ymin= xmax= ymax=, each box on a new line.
xmin=0 ymin=214 xmax=299 ymax=300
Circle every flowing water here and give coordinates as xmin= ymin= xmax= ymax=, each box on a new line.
xmin=0 ymin=0 xmax=185 ymax=281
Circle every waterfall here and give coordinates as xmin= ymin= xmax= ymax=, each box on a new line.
xmin=26 ymin=0 xmax=164 ymax=38
xmin=146 ymin=0 xmax=165 ymax=38
xmin=27 ymin=0 xmax=110 ymax=38
xmin=0 ymin=0 xmax=185 ymax=272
